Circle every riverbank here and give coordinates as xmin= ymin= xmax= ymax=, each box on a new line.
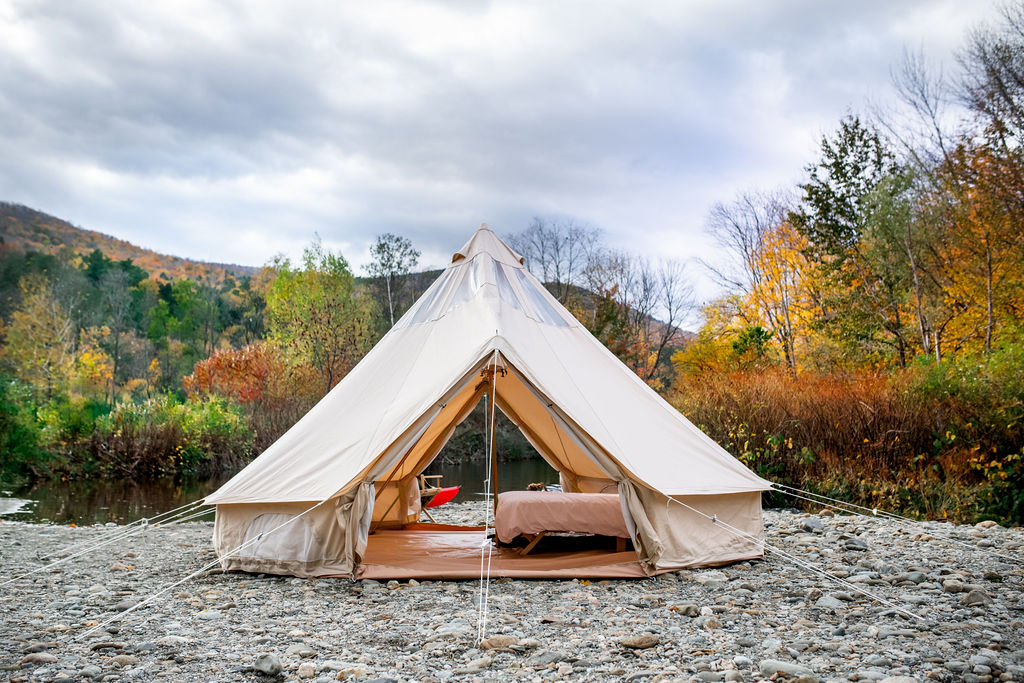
xmin=1 ymin=503 xmax=1022 ymax=682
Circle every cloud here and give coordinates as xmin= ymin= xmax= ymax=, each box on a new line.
xmin=0 ymin=0 xmax=1005 ymax=289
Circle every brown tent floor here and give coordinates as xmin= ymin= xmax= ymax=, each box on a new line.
xmin=356 ymin=527 xmax=658 ymax=580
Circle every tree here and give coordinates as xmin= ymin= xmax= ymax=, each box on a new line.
xmin=266 ymin=239 xmax=373 ymax=396
xmin=507 ymin=218 xmax=601 ymax=304
xmin=0 ymin=274 xmax=77 ymax=397
xmin=794 ymin=117 xmax=917 ymax=367
xmin=704 ymin=190 xmax=815 ymax=374
xmin=365 ymin=233 xmax=420 ymax=329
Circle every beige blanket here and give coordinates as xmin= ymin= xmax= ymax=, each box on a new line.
xmin=494 ymin=490 xmax=630 ymax=544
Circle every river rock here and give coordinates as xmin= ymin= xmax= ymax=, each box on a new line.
xmin=110 ymin=654 xmax=139 ymax=667
xmin=297 ymin=662 xmax=316 ymax=678
xmin=254 ymin=653 xmax=283 ymax=676
xmin=286 ymin=643 xmax=316 ymax=658
xmin=18 ymin=652 xmax=58 ymax=665
xmin=479 ymin=635 xmax=518 ymax=650
xmin=79 ymin=664 xmax=103 ymax=679
xmin=815 ymin=594 xmax=845 ymax=610
xmin=962 ymin=589 xmax=993 ymax=606
xmin=620 ymin=634 xmax=659 ymax=649
xmin=526 ymin=650 xmax=568 ymax=667
xmin=759 ymin=659 xmax=814 ymax=677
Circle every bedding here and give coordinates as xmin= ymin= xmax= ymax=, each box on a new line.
xmin=493 ymin=490 xmax=630 ymax=544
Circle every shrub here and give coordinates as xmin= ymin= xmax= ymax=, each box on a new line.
xmin=670 ymin=348 xmax=1024 ymax=524
xmin=90 ymin=394 xmax=254 ymax=479
xmin=0 ymin=375 xmax=51 ymax=484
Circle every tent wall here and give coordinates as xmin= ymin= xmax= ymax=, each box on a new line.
xmin=213 ymin=484 xmax=373 ymax=577
xmin=371 ymin=479 xmax=421 ymax=526
xmin=624 ymin=487 xmax=764 ymax=569
xmin=560 ymin=473 xmax=618 ymax=493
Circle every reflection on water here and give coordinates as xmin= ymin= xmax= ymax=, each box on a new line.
xmin=421 ymin=458 xmax=559 ymax=501
xmin=2 ymin=476 xmax=229 ymax=525
xmin=1 ymin=458 xmax=560 ymax=525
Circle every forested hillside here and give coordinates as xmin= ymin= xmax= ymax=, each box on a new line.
xmin=1 ymin=203 xmax=255 ymax=284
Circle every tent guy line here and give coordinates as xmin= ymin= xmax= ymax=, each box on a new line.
xmin=476 ymin=349 xmax=500 ymax=645
xmin=665 ymin=496 xmax=927 ymax=622
xmin=772 ymin=485 xmax=1020 ymax=563
xmin=0 ymin=501 xmax=210 ymax=589
xmin=76 ymin=498 xmax=328 ymax=642
xmin=48 ymin=499 xmax=205 ymax=560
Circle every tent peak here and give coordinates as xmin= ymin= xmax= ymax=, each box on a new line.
xmin=452 ymin=225 xmax=525 ymax=266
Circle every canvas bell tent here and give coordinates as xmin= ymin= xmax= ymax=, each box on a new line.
xmin=204 ymin=225 xmax=771 ymax=579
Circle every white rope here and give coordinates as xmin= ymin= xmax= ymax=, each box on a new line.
xmin=772 ymin=484 xmax=1020 ymax=562
xmin=666 ymin=496 xmax=925 ymax=622
xmin=163 ymin=506 xmax=216 ymax=527
xmin=52 ymin=500 xmax=204 ymax=558
xmin=0 ymin=502 xmax=213 ymax=588
xmin=78 ymin=499 xmax=328 ymax=641
xmin=476 ymin=350 xmax=498 ymax=645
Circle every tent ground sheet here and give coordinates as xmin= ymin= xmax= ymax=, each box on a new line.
xmin=356 ymin=527 xmax=660 ymax=579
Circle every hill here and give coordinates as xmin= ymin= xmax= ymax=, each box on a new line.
xmin=0 ymin=202 xmax=257 ymax=283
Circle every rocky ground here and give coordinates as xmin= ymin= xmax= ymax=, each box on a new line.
xmin=1 ymin=503 xmax=1022 ymax=683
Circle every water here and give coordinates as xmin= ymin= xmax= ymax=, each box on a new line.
xmin=0 ymin=458 xmax=560 ymax=525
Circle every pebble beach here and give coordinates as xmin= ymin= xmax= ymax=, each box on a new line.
xmin=1 ymin=503 xmax=1022 ymax=682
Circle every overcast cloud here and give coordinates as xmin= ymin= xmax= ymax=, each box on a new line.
xmin=0 ymin=0 xmax=1004 ymax=299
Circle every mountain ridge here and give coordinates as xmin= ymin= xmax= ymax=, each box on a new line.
xmin=0 ymin=202 xmax=258 ymax=283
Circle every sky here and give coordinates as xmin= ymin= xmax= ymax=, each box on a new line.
xmin=0 ymin=0 xmax=1006 ymax=303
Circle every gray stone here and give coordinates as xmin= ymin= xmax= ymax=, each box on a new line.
xmin=677 ymin=603 xmax=700 ymax=617
xmin=962 ymin=589 xmax=993 ymax=606
xmin=845 ymin=538 xmax=869 ymax=551
xmin=758 ymin=659 xmax=813 ymax=677
xmin=194 ymin=609 xmax=222 ymax=620
xmin=526 ymin=650 xmax=568 ymax=667
xmin=113 ymin=598 xmax=138 ymax=611
xmin=879 ymin=678 xmax=919 ymax=683
xmin=864 ymin=654 xmax=891 ymax=667
xmin=815 ymin=594 xmax=845 ymax=610
xmin=80 ymin=665 xmax=103 ymax=680
xmin=285 ymin=643 xmax=316 ymax=658
xmin=694 ymin=570 xmax=729 ymax=585
xmin=945 ymin=661 xmax=969 ymax=673
xmin=253 ymin=653 xmax=283 ymax=676
xmin=802 ymin=517 xmax=824 ymax=532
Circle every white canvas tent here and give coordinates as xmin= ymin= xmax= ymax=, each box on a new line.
xmin=205 ymin=225 xmax=771 ymax=578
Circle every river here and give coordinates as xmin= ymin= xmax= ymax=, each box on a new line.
xmin=0 ymin=457 xmax=560 ymax=525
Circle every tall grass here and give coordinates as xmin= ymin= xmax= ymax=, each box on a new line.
xmin=670 ymin=344 xmax=1024 ymax=524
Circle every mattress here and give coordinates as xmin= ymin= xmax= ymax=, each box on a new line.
xmin=493 ymin=490 xmax=630 ymax=544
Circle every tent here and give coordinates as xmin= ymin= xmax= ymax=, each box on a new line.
xmin=205 ymin=225 xmax=771 ymax=579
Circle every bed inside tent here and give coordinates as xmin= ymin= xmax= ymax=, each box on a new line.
xmin=205 ymin=226 xmax=770 ymax=579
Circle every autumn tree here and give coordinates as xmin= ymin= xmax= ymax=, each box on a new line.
xmin=1 ymin=274 xmax=77 ymax=397
xmin=704 ymin=190 xmax=817 ymax=374
xmin=184 ymin=342 xmax=319 ymax=446
xmin=266 ymin=239 xmax=373 ymax=396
